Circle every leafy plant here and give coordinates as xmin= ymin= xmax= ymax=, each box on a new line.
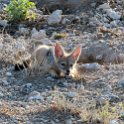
xmin=5 ymin=0 xmax=36 ymax=22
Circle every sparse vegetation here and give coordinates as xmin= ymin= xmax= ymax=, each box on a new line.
xmin=5 ymin=0 xmax=36 ymax=22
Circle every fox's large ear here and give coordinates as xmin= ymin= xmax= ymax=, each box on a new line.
xmin=71 ymin=46 xmax=81 ymax=61
xmin=54 ymin=43 xmax=64 ymax=59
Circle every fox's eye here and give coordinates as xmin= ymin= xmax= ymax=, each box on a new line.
xmin=61 ymin=63 xmax=65 ymax=66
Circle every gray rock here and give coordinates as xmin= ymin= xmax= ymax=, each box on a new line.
xmin=0 ymin=43 xmax=3 ymax=50
xmin=28 ymin=91 xmax=44 ymax=101
xmin=0 ymin=20 xmax=8 ymax=27
xmin=66 ymin=119 xmax=72 ymax=124
xmin=97 ymin=3 xmax=110 ymax=10
xmin=21 ymin=83 xmax=33 ymax=94
xmin=19 ymin=27 xmax=30 ymax=35
xmin=31 ymin=28 xmax=46 ymax=40
xmin=2 ymin=79 xmax=9 ymax=85
xmin=82 ymin=63 xmax=101 ymax=71
xmin=110 ymin=20 xmax=120 ymax=27
xmin=107 ymin=9 xmax=121 ymax=20
xmin=120 ymin=111 xmax=124 ymax=118
xmin=62 ymin=18 xmax=71 ymax=24
xmin=48 ymin=10 xmax=62 ymax=25
xmin=118 ymin=79 xmax=124 ymax=88
xmin=109 ymin=119 xmax=119 ymax=124
xmin=6 ymin=72 xmax=12 ymax=77
xmin=102 ymin=93 xmax=119 ymax=102
xmin=67 ymin=92 xmax=77 ymax=98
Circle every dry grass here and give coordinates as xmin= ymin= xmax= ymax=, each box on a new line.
xmin=52 ymin=91 xmax=124 ymax=124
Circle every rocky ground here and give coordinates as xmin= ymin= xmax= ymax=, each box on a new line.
xmin=0 ymin=0 xmax=124 ymax=124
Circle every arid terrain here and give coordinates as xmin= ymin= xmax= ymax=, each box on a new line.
xmin=0 ymin=0 xmax=124 ymax=124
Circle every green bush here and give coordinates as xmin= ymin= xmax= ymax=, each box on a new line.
xmin=5 ymin=0 xmax=36 ymax=22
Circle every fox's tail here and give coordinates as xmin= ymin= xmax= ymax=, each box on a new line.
xmin=14 ymin=58 xmax=31 ymax=71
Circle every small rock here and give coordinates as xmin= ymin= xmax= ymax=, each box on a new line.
xmin=19 ymin=27 xmax=30 ymax=35
xmin=28 ymin=91 xmax=44 ymax=101
xmin=62 ymin=18 xmax=70 ymax=24
xmin=0 ymin=42 xmax=3 ymax=50
xmin=48 ymin=10 xmax=62 ymax=25
xmin=118 ymin=79 xmax=124 ymax=88
xmin=91 ymin=3 xmax=96 ymax=7
xmin=65 ymin=119 xmax=72 ymax=124
xmin=107 ymin=9 xmax=121 ymax=20
xmin=120 ymin=111 xmax=124 ymax=118
xmin=110 ymin=20 xmax=118 ymax=27
xmin=21 ymin=83 xmax=33 ymax=94
xmin=97 ymin=3 xmax=110 ymax=10
xmin=0 ymin=20 xmax=8 ymax=27
xmin=82 ymin=63 xmax=101 ymax=71
xmin=6 ymin=72 xmax=12 ymax=77
xmin=104 ymin=23 xmax=111 ymax=28
xmin=40 ymin=38 xmax=52 ymax=45
xmin=2 ymin=79 xmax=9 ymax=85
xmin=67 ymin=92 xmax=77 ymax=98
xmin=109 ymin=119 xmax=119 ymax=124
xmin=103 ymin=17 xmax=109 ymax=23
xmin=31 ymin=28 xmax=46 ymax=40
xmin=102 ymin=93 xmax=119 ymax=102
xmin=76 ymin=84 xmax=84 ymax=90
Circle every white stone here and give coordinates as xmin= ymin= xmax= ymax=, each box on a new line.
xmin=82 ymin=63 xmax=101 ymax=70
xmin=118 ymin=79 xmax=124 ymax=88
xmin=103 ymin=17 xmax=109 ymax=23
xmin=14 ymin=42 xmax=26 ymax=51
xmin=66 ymin=119 xmax=72 ymax=124
xmin=48 ymin=10 xmax=62 ymax=25
xmin=107 ymin=9 xmax=121 ymax=20
xmin=0 ymin=42 xmax=3 ymax=50
xmin=40 ymin=38 xmax=52 ymax=45
xmin=31 ymin=28 xmax=46 ymax=40
xmin=109 ymin=120 xmax=119 ymax=124
xmin=19 ymin=27 xmax=30 ymax=35
xmin=2 ymin=79 xmax=9 ymax=85
xmin=28 ymin=91 xmax=44 ymax=101
xmin=110 ymin=20 xmax=120 ymax=27
xmin=0 ymin=20 xmax=8 ymax=27
xmin=104 ymin=23 xmax=111 ymax=28
xmin=67 ymin=92 xmax=77 ymax=98
xmin=6 ymin=72 xmax=12 ymax=77
xmin=98 ymin=3 xmax=110 ymax=10
xmin=62 ymin=18 xmax=70 ymax=24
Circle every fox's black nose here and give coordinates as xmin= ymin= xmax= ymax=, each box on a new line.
xmin=66 ymin=70 xmax=70 ymax=75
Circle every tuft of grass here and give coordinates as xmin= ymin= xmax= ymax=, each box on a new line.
xmin=5 ymin=0 xmax=36 ymax=22
xmin=54 ymin=33 xmax=68 ymax=39
xmin=52 ymin=92 xmax=124 ymax=124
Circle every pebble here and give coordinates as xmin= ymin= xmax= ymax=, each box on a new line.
xmin=109 ymin=120 xmax=119 ymax=124
xmin=6 ymin=72 xmax=12 ymax=77
xmin=65 ymin=119 xmax=72 ymax=124
xmin=0 ymin=20 xmax=8 ymax=27
xmin=0 ymin=42 xmax=3 ymax=50
xmin=2 ymin=79 xmax=9 ymax=85
xmin=81 ymin=63 xmax=101 ymax=71
xmin=21 ymin=83 xmax=33 ymax=94
xmin=118 ymin=79 xmax=124 ymax=88
xmin=102 ymin=93 xmax=119 ymax=102
xmin=98 ymin=3 xmax=110 ymax=10
xmin=28 ymin=91 xmax=44 ymax=101
xmin=107 ymin=9 xmax=121 ymax=20
xmin=31 ymin=28 xmax=46 ymax=40
xmin=67 ymin=92 xmax=77 ymax=98
xmin=62 ymin=18 xmax=70 ymax=24
xmin=48 ymin=10 xmax=62 ymax=25
xmin=19 ymin=27 xmax=30 ymax=35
